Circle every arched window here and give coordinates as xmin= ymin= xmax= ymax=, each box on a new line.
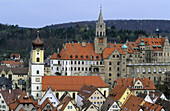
xmin=159 ymin=67 xmax=162 ymax=73
xmin=37 ymin=58 xmax=40 ymax=62
xmin=117 ymin=73 xmax=120 ymax=77
xmin=154 ymin=68 xmax=156 ymax=73
xmin=137 ymin=68 xmax=140 ymax=73
xmin=164 ymin=67 xmax=167 ymax=72
xmin=143 ymin=68 xmax=145 ymax=74
xmin=37 ymin=86 xmax=39 ymax=90
xmin=75 ymin=55 xmax=78 ymax=58
xmin=37 ymin=93 xmax=39 ymax=97
xmin=37 ymin=70 xmax=39 ymax=74
xmin=72 ymin=93 xmax=75 ymax=99
xmin=148 ymin=68 xmax=151 ymax=74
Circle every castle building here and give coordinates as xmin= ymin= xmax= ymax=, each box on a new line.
xmin=50 ymin=8 xmax=170 ymax=84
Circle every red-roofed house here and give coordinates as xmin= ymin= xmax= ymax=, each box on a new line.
xmin=114 ymin=78 xmax=156 ymax=95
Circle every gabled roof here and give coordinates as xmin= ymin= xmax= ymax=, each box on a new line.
xmin=115 ymin=78 xmax=156 ymax=90
xmin=42 ymin=76 xmax=109 ymax=91
xmin=58 ymin=43 xmax=102 ymax=60
xmin=103 ymin=47 xmax=126 ymax=59
xmin=82 ymin=100 xmax=98 ymax=111
xmin=78 ymin=85 xmax=101 ymax=103
xmin=0 ymin=66 xmax=28 ymax=75
xmin=51 ymin=52 xmax=58 ymax=59
xmin=109 ymin=85 xmax=128 ymax=101
xmin=101 ymin=97 xmax=120 ymax=111
xmin=9 ymin=91 xmax=37 ymax=110
xmin=57 ymin=96 xmax=77 ymax=111
xmin=40 ymin=98 xmax=56 ymax=111
xmin=0 ymin=89 xmax=22 ymax=105
xmin=121 ymin=95 xmax=144 ymax=111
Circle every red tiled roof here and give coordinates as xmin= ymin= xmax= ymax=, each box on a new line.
xmin=127 ymin=42 xmax=139 ymax=52
xmin=121 ymin=95 xmax=144 ymax=111
xmin=10 ymin=54 xmax=20 ymax=58
xmin=40 ymin=98 xmax=56 ymax=111
xmin=57 ymin=96 xmax=74 ymax=111
xmin=103 ymin=47 xmax=126 ymax=59
xmin=1 ymin=60 xmax=23 ymax=67
xmin=50 ymin=52 xmax=58 ymax=59
xmin=108 ymin=43 xmax=134 ymax=53
xmin=136 ymin=37 xmax=165 ymax=51
xmin=42 ymin=76 xmax=109 ymax=91
xmin=58 ymin=43 xmax=102 ymax=60
xmin=109 ymin=85 xmax=128 ymax=101
xmin=115 ymin=78 xmax=156 ymax=90
xmin=143 ymin=101 xmax=163 ymax=111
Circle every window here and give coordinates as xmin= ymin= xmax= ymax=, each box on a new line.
xmin=36 ymin=93 xmax=39 ymax=97
xmin=104 ymin=91 xmax=106 ymax=97
xmin=109 ymin=73 xmax=112 ymax=76
xmin=154 ymin=68 xmax=156 ymax=73
xmin=109 ymin=62 xmax=112 ymax=65
xmin=56 ymin=93 xmax=59 ymax=99
xmin=37 ymin=86 xmax=39 ymax=90
xmin=159 ymin=67 xmax=162 ymax=73
xmin=109 ymin=67 xmax=111 ymax=71
xmin=78 ymin=61 xmax=80 ymax=64
xmin=74 ymin=67 xmax=76 ymax=71
xmin=68 ymin=106 xmax=72 ymax=109
xmin=94 ymin=97 xmax=96 ymax=99
xmin=86 ymin=55 xmax=88 ymax=58
xmin=81 ymin=55 xmax=83 ymax=58
xmin=72 ymin=93 xmax=75 ymax=99
xmin=74 ymin=61 xmax=76 ymax=64
xmin=117 ymin=55 xmax=119 ymax=58
xmin=97 ymin=97 xmax=99 ymax=99
xmin=91 ymin=97 xmax=93 ymax=99
xmin=117 ymin=62 xmax=120 ymax=65
xmin=143 ymin=68 xmax=145 ymax=74
xmin=113 ymin=55 xmax=115 ymax=58
xmin=82 ymin=61 xmax=84 ymax=65
xmin=71 ymin=61 xmax=73 ymax=64
xmin=137 ymin=68 xmax=140 ymax=73
xmin=117 ymin=67 xmax=119 ymax=71
xmin=37 ymin=70 xmax=39 ymax=74
xmin=148 ymin=68 xmax=151 ymax=74
xmin=36 ymin=78 xmax=40 ymax=82
xmin=37 ymin=58 xmax=40 ymax=62
xmin=164 ymin=67 xmax=167 ymax=72
xmin=70 ymin=55 xmax=72 ymax=58
xmin=96 ymin=56 xmax=99 ymax=59
xmin=75 ymin=55 xmax=78 ymax=58
xmin=117 ymin=73 xmax=120 ymax=77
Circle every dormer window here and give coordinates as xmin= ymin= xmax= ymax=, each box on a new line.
xmin=70 ymin=55 xmax=73 ymax=58
xmin=75 ymin=55 xmax=78 ymax=58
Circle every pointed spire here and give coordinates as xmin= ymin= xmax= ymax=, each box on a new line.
xmin=98 ymin=5 xmax=104 ymax=23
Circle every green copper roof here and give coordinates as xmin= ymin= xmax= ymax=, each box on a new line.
xmin=156 ymin=28 xmax=159 ymax=32
xmin=122 ymin=44 xmax=127 ymax=49
xmin=140 ymin=39 xmax=145 ymax=45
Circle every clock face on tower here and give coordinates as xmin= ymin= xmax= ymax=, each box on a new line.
xmin=99 ymin=38 xmax=103 ymax=43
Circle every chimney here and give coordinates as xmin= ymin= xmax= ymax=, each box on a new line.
xmin=133 ymin=77 xmax=135 ymax=84
xmin=64 ymin=44 xmax=66 ymax=50
xmin=57 ymin=48 xmax=60 ymax=54
xmin=72 ymin=41 xmax=74 ymax=46
xmin=82 ymin=42 xmax=86 ymax=47
xmin=9 ymin=89 xmax=11 ymax=94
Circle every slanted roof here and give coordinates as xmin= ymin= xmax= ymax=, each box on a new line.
xmin=121 ymin=95 xmax=144 ymax=111
xmin=143 ymin=101 xmax=164 ymax=111
xmin=50 ymin=52 xmax=58 ymax=59
xmin=42 ymin=76 xmax=109 ymax=91
xmin=57 ymin=96 xmax=75 ymax=111
xmin=10 ymin=54 xmax=20 ymax=58
xmin=40 ymin=98 xmax=56 ymax=111
xmin=78 ymin=85 xmax=98 ymax=103
xmin=0 ymin=89 xmax=22 ymax=105
xmin=82 ymin=100 xmax=98 ymax=111
xmin=0 ymin=66 xmax=27 ymax=75
xmin=136 ymin=37 xmax=165 ymax=51
xmin=58 ymin=43 xmax=102 ymax=60
xmin=101 ymin=97 xmax=119 ymax=111
xmin=109 ymin=85 xmax=128 ymax=101
xmin=115 ymin=78 xmax=156 ymax=90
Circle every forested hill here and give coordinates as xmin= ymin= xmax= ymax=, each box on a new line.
xmin=45 ymin=20 xmax=170 ymax=33
xmin=0 ymin=20 xmax=170 ymax=66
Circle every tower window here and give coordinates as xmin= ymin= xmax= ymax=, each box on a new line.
xmin=37 ymin=70 xmax=39 ymax=74
xmin=100 ymin=32 xmax=102 ymax=36
xmin=37 ymin=58 xmax=40 ymax=62
xmin=37 ymin=93 xmax=39 ymax=97
xmin=37 ymin=86 xmax=39 ymax=90
xmin=100 ymin=25 xmax=102 ymax=28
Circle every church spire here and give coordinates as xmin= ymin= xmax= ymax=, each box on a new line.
xmin=98 ymin=5 xmax=104 ymax=23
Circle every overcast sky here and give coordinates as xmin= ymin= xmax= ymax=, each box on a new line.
xmin=0 ymin=0 xmax=169 ymax=28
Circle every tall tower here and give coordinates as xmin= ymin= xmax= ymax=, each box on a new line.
xmin=94 ymin=7 xmax=107 ymax=54
xmin=31 ymin=32 xmax=44 ymax=99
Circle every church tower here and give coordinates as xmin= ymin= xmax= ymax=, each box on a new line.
xmin=31 ymin=32 xmax=44 ymax=99
xmin=94 ymin=7 xmax=107 ymax=53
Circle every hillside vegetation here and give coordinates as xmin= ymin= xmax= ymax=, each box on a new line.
xmin=0 ymin=20 xmax=170 ymax=66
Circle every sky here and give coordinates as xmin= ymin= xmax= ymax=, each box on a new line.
xmin=0 ymin=0 xmax=170 ymax=28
